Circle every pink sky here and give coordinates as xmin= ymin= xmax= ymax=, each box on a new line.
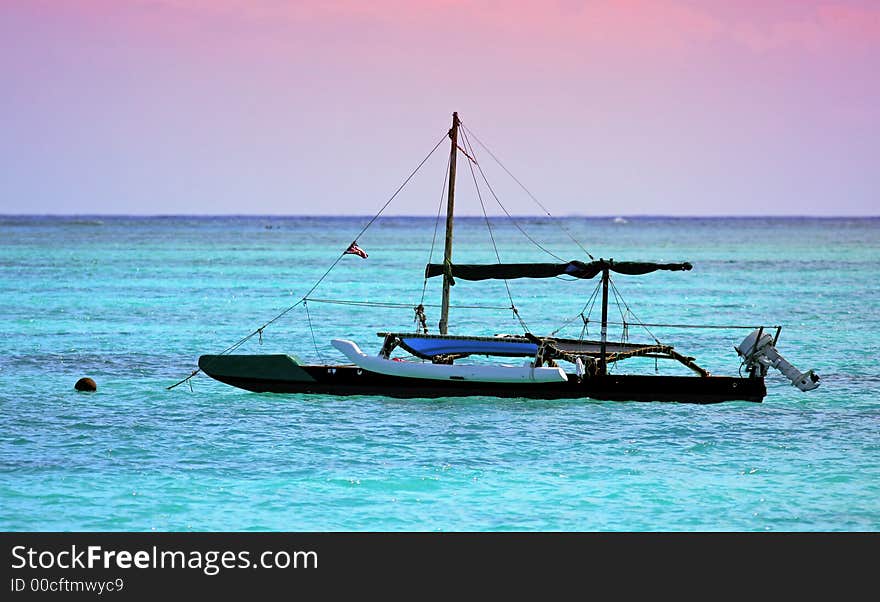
xmin=1 ymin=0 xmax=878 ymax=215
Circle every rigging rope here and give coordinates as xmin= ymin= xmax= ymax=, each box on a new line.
xmin=459 ymin=127 xmax=565 ymax=262
xmin=166 ymin=298 xmax=305 ymax=391
xmin=550 ymin=278 xmax=602 ymax=337
xmin=608 ymin=283 xmax=631 ymax=344
xmin=420 ymin=153 xmax=450 ymax=307
xmin=303 ymin=297 xmax=513 ymax=311
xmin=608 ymin=277 xmax=662 ymax=345
xmin=583 ymin=282 xmax=602 ymax=340
xmin=168 ymin=130 xmax=449 ymax=390
xmin=304 ymin=300 xmax=324 ymax=362
xmin=459 ymin=128 xmax=529 ymax=333
xmin=461 ymin=123 xmax=595 ymax=261
xmin=298 ymin=131 xmax=450 ymax=305
xmin=602 ymin=321 xmax=779 ymax=330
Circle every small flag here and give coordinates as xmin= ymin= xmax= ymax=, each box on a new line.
xmin=344 ymin=240 xmax=368 ymax=259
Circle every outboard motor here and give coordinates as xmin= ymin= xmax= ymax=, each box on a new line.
xmin=736 ymin=329 xmax=820 ymax=392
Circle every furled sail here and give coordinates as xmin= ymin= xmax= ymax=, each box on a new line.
xmin=425 ymin=259 xmax=692 ymax=282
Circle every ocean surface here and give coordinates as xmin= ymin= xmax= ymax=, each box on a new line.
xmin=0 ymin=215 xmax=877 ymax=531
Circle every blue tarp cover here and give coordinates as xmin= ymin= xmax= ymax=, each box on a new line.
xmin=399 ymin=337 xmax=537 ymax=358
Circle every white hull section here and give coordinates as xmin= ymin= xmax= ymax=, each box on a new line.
xmin=331 ymin=339 xmax=568 ymax=383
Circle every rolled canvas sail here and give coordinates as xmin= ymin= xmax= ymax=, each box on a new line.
xmin=425 ymin=259 xmax=692 ymax=282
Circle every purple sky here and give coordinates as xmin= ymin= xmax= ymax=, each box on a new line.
xmin=1 ymin=1 xmax=878 ymax=215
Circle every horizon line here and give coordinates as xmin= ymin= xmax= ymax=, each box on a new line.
xmin=1 ymin=213 xmax=878 ymax=219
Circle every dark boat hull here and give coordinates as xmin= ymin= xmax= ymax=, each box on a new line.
xmin=198 ymin=355 xmax=766 ymax=404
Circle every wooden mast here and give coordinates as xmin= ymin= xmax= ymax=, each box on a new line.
xmin=599 ymin=262 xmax=610 ymax=375
xmin=438 ymin=111 xmax=460 ymax=335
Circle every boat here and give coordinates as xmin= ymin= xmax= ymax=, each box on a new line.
xmin=178 ymin=112 xmax=819 ymax=403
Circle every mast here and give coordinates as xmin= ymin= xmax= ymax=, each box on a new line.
xmin=438 ymin=111 xmax=460 ymax=335
xmin=599 ymin=263 xmax=610 ymax=375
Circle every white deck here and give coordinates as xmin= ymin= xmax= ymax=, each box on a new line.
xmin=331 ymin=339 xmax=568 ymax=383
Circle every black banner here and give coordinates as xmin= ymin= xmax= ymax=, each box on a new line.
xmin=0 ymin=532 xmax=871 ymax=596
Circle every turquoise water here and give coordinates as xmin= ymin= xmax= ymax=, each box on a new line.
xmin=0 ymin=215 xmax=878 ymax=531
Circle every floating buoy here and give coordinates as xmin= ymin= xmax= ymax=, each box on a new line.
xmin=75 ymin=377 xmax=97 ymax=392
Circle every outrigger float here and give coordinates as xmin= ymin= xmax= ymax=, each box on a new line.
xmin=182 ymin=112 xmax=819 ymax=403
